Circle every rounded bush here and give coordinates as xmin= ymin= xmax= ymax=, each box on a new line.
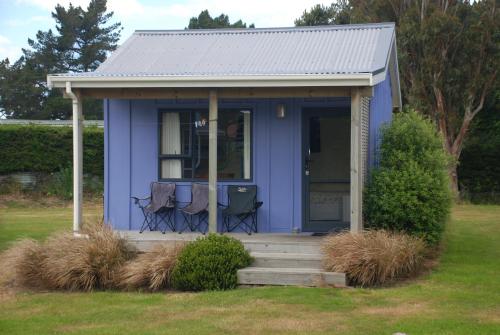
xmin=171 ymin=234 xmax=252 ymax=291
xmin=364 ymin=110 xmax=451 ymax=244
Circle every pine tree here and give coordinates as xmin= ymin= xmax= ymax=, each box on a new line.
xmin=0 ymin=0 xmax=121 ymax=119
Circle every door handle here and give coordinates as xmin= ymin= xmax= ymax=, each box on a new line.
xmin=305 ymin=149 xmax=311 ymax=176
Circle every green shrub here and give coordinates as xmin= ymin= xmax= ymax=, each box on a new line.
xmin=364 ymin=110 xmax=451 ymax=244
xmin=0 ymin=176 xmax=21 ymax=195
xmin=171 ymin=234 xmax=252 ymax=291
xmin=0 ymin=125 xmax=103 ymax=176
xmin=44 ymin=167 xmax=74 ymax=199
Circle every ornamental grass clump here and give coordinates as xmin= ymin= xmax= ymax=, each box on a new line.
xmin=171 ymin=234 xmax=252 ymax=291
xmin=322 ymin=230 xmax=426 ymax=287
xmin=40 ymin=222 xmax=136 ymax=291
xmin=0 ymin=221 xmax=136 ymax=291
xmin=117 ymin=244 xmax=184 ymax=291
xmin=0 ymin=239 xmax=46 ymax=289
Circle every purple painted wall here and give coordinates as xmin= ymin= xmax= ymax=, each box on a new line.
xmin=104 ymin=88 xmax=392 ymax=232
xmin=369 ymin=74 xmax=394 ymax=168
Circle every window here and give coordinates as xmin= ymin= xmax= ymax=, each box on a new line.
xmin=159 ymin=109 xmax=252 ymax=180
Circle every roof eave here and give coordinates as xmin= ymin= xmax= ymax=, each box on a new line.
xmin=47 ymin=74 xmax=374 ymax=89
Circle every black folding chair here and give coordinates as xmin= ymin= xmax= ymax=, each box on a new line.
xmin=131 ymin=182 xmax=176 ymax=234
xmin=220 ymin=185 xmax=262 ymax=235
xmin=179 ymin=183 xmax=209 ymax=234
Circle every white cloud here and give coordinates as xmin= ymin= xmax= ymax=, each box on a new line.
xmin=0 ymin=35 xmax=22 ymax=61
xmin=108 ymin=0 xmax=146 ymax=17
xmin=16 ymin=0 xmax=330 ymax=28
xmin=6 ymin=15 xmax=53 ymax=28
xmin=15 ymin=0 xmax=146 ymax=17
xmin=136 ymin=0 xmax=330 ymax=27
xmin=7 ymin=0 xmax=332 ymax=55
xmin=15 ymin=0 xmax=91 ymax=10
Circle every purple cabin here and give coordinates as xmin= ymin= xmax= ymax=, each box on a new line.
xmin=48 ymin=23 xmax=401 ymax=235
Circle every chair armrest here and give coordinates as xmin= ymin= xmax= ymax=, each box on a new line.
xmin=176 ymin=201 xmax=191 ymax=210
xmin=131 ymin=196 xmax=150 ymax=202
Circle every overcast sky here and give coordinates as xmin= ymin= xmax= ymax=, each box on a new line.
xmin=0 ymin=0 xmax=331 ymax=61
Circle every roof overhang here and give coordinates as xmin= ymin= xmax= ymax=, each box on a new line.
xmin=47 ymin=73 xmax=377 ymax=89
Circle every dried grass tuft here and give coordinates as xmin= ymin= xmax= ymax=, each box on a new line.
xmin=0 ymin=222 xmax=136 ymax=292
xmin=0 ymin=239 xmax=46 ymax=289
xmin=322 ymin=230 xmax=426 ymax=287
xmin=117 ymin=244 xmax=184 ymax=291
xmin=40 ymin=222 xmax=136 ymax=291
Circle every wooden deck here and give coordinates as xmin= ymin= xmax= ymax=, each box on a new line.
xmin=119 ymin=231 xmax=323 ymax=243
xmin=118 ymin=231 xmax=346 ymax=287
xmin=119 ymin=231 xmax=324 ymax=253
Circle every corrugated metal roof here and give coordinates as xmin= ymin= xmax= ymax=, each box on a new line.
xmin=84 ymin=23 xmax=395 ymax=77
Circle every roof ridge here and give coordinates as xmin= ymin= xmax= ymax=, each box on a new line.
xmin=134 ymin=22 xmax=395 ymax=35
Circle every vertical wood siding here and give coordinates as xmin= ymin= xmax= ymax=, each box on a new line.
xmin=369 ymin=74 xmax=394 ymax=170
xmin=104 ymin=90 xmax=391 ymax=232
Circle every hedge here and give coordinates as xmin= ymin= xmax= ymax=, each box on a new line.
xmin=0 ymin=125 xmax=103 ymax=176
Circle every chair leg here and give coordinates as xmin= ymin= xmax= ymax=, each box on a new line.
xmin=200 ymin=211 xmax=208 ymax=234
xmin=252 ymin=213 xmax=258 ymax=233
xmin=139 ymin=209 xmax=154 ymax=233
xmin=179 ymin=212 xmax=191 ymax=234
xmin=225 ymin=214 xmax=257 ymax=235
xmin=139 ymin=216 xmax=148 ymax=233
xmin=157 ymin=209 xmax=176 ymax=234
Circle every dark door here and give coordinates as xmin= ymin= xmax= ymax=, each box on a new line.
xmin=303 ymin=108 xmax=351 ymax=232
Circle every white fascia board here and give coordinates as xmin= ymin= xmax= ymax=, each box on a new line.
xmin=47 ymin=73 xmax=373 ymax=89
xmin=371 ymin=70 xmax=388 ymax=86
xmin=389 ymin=39 xmax=402 ymax=109
xmin=369 ymin=33 xmax=402 ymax=109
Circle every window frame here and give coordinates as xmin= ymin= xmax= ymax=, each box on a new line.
xmin=158 ymin=108 xmax=253 ymax=182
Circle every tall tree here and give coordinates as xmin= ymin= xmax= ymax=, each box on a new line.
xmin=0 ymin=0 xmax=121 ymax=119
xmin=295 ymin=1 xmax=351 ymax=25
xmin=296 ymin=0 xmax=500 ymax=194
xmin=0 ymin=58 xmax=45 ymax=119
xmin=188 ymin=10 xmax=255 ymax=29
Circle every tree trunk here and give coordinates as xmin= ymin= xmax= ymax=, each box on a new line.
xmin=448 ymin=160 xmax=459 ymax=197
xmin=433 ymin=85 xmax=460 ymax=197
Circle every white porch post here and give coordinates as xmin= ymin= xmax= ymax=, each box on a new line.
xmin=350 ymin=88 xmax=363 ymax=233
xmin=208 ymin=89 xmax=218 ymax=233
xmin=66 ymin=82 xmax=83 ymax=234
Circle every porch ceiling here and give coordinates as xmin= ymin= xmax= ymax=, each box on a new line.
xmin=72 ymin=86 xmax=373 ymax=99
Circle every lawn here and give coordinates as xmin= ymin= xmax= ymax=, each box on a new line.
xmin=0 ymin=203 xmax=499 ymax=335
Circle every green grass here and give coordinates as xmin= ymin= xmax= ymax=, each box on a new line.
xmin=0 ymin=201 xmax=102 ymax=251
xmin=0 ymin=204 xmax=499 ymax=334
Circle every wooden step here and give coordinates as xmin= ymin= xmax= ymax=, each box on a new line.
xmin=250 ymin=252 xmax=322 ymax=269
xmin=243 ymin=241 xmax=321 ymax=254
xmin=237 ymin=267 xmax=346 ymax=287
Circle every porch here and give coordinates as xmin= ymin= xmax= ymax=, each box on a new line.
xmin=51 ymin=87 xmax=373 ymax=235
xmin=120 ymin=230 xmax=324 ymax=252
xmin=120 ymin=231 xmax=347 ymax=287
